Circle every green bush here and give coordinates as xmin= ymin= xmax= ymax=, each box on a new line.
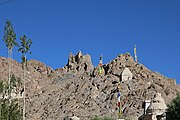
xmin=91 ymin=116 xmax=114 ymax=120
xmin=166 ymin=94 xmax=180 ymax=120
xmin=91 ymin=115 xmax=100 ymax=120
xmin=0 ymin=98 xmax=22 ymax=120
xmin=103 ymin=116 xmax=114 ymax=120
xmin=0 ymin=76 xmax=22 ymax=120
xmin=0 ymin=80 xmax=3 ymax=93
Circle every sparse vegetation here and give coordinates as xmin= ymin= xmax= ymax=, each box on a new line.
xmin=91 ymin=116 xmax=114 ymax=120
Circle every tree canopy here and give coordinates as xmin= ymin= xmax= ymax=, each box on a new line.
xmin=3 ymin=19 xmax=18 ymax=50
xmin=166 ymin=94 xmax=180 ymax=120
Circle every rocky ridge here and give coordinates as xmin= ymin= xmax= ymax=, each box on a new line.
xmin=0 ymin=51 xmax=179 ymax=120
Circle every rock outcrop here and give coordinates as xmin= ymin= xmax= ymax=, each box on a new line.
xmin=64 ymin=51 xmax=94 ymax=74
xmin=29 ymin=59 xmax=54 ymax=75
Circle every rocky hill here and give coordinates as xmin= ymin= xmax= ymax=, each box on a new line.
xmin=0 ymin=51 xmax=179 ymax=120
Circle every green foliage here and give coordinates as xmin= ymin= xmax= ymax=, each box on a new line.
xmin=0 ymin=76 xmax=22 ymax=119
xmin=16 ymin=77 xmax=22 ymax=88
xmin=2 ymin=19 xmax=19 ymax=120
xmin=166 ymin=94 xmax=180 ymax=120
xmin=3 ymin=19 xmax=18 ymax=50
xmin=9 ymin=99 xmax=22 ymax=120
xmin=9 ymin=74 xmax=16 ymax=94
xmin=91 ymin=116 xmax=114 ymax=120
xmin=18 ymin=35 xmax=32 ymax=69
xmin=0 ymin=99 xmax=22 ymax=120
xmin=0 ymin=80 xmax=4 ymax=93
xmin=91 ymin=116 xmax=100 ymax=120
xmin=103 ymin=116 xmax=114 ymax=120
xmin=21 ymin=55 xmax=27 ymax=69
xmin=0 ymin=98 xmax=8 ymax=119
xmin=1 ymin=19 xmax=24 ymax=120
xmin=19 ymin=35 xmax=32 ymax=54
xmin=0 ymin=80 xmax=8 ymax=96
xmin=18 ymin=35 xmax=32 ymax=120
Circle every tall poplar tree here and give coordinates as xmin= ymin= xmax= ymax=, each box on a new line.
xmin=18 ymin=35 xmax=32 ymax=120
xmin=3 ymin=19 xmax=18 ymax=119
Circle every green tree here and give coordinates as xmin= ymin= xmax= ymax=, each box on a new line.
xmin=91 ymin=116 xmax=114 ymax=120
xmin=10 ymin=74 xmax=16 ymax=95
xmin=91 ymin=116 xmax=100 ymax=120
xmin=0 ymin=98 xmax=8 ymax=119
xmin=9 ymin=99 xmax=22 ymax=120
xmin=0 ymin=79 xmax=8 ymax=98
xmin=16 ymin=77 xmax=22 ymax=110
xmin=0 ymin=98 xmax=22 ymax=120
xmin=0 ymin=79 xmax=8 ymax=119
xmin=166 ymin=94 xmax=180 ymax=120
xmin=18 ymin=35 xmax=32 ymax=120
xmin=3 ymin=19 xmax=18 ymax=100
xmin=0 ymin=80 xmax=4 ymax=93
xmin=0 ymin=76 xmax=22 ymax=120
xmin=3 ymin=20 xmax=18 ymax=120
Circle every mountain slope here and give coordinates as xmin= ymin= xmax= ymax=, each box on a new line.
xmin=0 ymin=52 xmax=179 ymax=120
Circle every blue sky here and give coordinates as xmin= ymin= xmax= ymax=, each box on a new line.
xmin=0 ymin=0 xmax=180 ymax=84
